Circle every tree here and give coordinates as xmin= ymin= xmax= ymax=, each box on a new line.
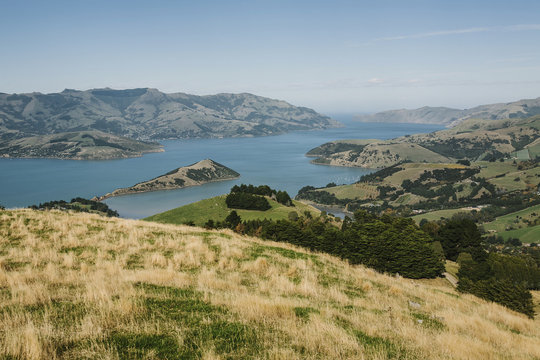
xmin=288 ymin=211 xmax=299 ymax=221
xmin=436 ymin=218 xmax=483 ymax=261
xmin=276 ymin=190 xmax=293 ymax=206
xmin=225 ymin=211 xmax=241 ymax=228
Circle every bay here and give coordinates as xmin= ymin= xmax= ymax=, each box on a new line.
xmin=0 ymin=118 xmax=443 ymax=218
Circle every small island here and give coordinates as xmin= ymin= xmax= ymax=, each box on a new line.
xmin=95 ymin=159 xmax=240 ymax=200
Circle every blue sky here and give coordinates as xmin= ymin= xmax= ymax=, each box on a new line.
xmin=1 ymin=0 xmax=540 ymax=113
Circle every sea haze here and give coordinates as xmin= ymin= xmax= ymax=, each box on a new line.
xmin=0 ymin=119 xmax=443 ymax=218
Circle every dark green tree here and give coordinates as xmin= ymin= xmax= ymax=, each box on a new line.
xmin=436 ymin=218 xmax=483 ymax=261
xmin=224 ymin=211 xmax=241 ymax=228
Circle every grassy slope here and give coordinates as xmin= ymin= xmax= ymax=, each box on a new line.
xmin=412 ymin=208 xmax=476 ymax=223
xmin=493 ymin=226 xmax=540 ymax=243
xmin=1 ymin=209 xmax=539 ymax=359
xmin=482 ymin=204 xmax=540 ymax=243
xmin=318 ymin=183 xmax=379 ymax=200
xmin=145 ymin=195 xmax=320 ymax=226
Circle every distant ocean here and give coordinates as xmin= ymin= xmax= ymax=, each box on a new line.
xmin=0 ymin=116 xmax=443 ymax=218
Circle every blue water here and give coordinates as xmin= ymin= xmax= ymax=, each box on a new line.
xmin=0 ymin=118 xmax=443 ymax=218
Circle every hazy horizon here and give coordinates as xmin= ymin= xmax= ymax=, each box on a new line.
xmin=2 ymin=0 xmax=540 ymax=113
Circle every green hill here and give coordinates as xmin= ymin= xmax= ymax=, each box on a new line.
xmin=307 ymin=115 xmax=540 ymax=169
xmin=482 ymin=204 xmax=540 ymax=243
xmin=1 ymin=209 xmax=539 ymax=359
xmin=145 ymin=195 xmax=320 ymax=226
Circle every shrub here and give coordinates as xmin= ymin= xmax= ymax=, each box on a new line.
xmin=225 ymin=193 xmax=271 ymax=211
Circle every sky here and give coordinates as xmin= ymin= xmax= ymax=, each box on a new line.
xmin=1 ymin=0 xmax=540 ymax=113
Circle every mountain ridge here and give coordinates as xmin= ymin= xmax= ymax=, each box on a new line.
xmin=355 ymin=97 xmax=540 ymax=127
xmin=0 ymin=87 xmax=340 ymax=141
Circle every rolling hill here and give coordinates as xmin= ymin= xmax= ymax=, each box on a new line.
xmin=145 ymin=195 xmax=320 ymax=226
xmin=307 ymin=115 xmax=540 ymax=168
xmin=0 ymin=208 xmax=538 ymax=359
xmin=355 ymin=96 xmax=540 ymax=127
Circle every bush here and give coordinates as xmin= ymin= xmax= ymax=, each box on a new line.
xmin=436 ymin=218 xmax=483 ymax=261
xmin=288 ymin=211 xmax=299 ymax=221
xmin=458 ymin=278 xmax=534 ymax=318
xmin=225 ymin=192 xmax=271 ymax=211
xmin=457 ymin=252 xmax=539 ymax=318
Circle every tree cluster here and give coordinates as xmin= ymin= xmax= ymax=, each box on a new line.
xmin=422 ymin=216 xmax=537 ymax=318
xmin=225 ymin=192 xmax=271 ymax=211
xmin=230 ymin=184 xmax=293 ymax=206
xmin=29 ymin=197 xmax=119 ymax=217
xmin=207 ymin=209 xmax=445 ymax=279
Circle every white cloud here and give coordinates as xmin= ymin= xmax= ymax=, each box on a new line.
xmin=375 ymin=27 xmax=489 ymax=41
xmin=369 ymin=23 xmax=540 ymax=43
xmin=367 ymin=78 xmax=384 ymax=85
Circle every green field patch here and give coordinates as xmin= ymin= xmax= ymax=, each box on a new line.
xmin=512 ymin=149 xmax=531 ymax=161
xmin=293 ymin=306 xmax=319 ymax=321
xmin=483 ymin=204 xmax=540 ymax=242
xmin=411 ymin=208 xmax=475 ymax=223
xmin=145 ymin=195 xmax=319 ymax=226
xmin=0 ymin=259 xmax=29 ymax=271
xmin=59 ymin=246 xmax=97 ymax=256
xmin=476 ymin=161 xmax=518 ymax=179
xmin=411 ymin=312 xmax=446 ymax=331
xmin=1 ymin=301 xmax=87 ymax=329
xmin=335 ymin=317 xmax=412 ymax=359
xmin=125 ymin=253 xmax=144 ymax=269
xmin=321 ymin=183 xmax=379 ymax=200
xmin=133 ymin=283 xmax=260 ymax=359
xmin=489 ymin=225 xmax=540 ymax=243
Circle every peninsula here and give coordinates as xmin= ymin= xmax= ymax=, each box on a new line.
xmin=95 ymin=159 xmax=239 ymax=200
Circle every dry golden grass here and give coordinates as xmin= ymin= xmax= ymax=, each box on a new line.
xmin=0 ymin=208 xmax=539 ymax=359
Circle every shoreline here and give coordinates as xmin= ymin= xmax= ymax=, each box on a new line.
xmin=96 ymin=176 xmax=241 ymax=201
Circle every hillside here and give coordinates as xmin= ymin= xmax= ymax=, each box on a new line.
xmin=0 ymin=88 xmax=339 ymax=141
xmin=0 ymin=130 xmax=163 ymax=160
xmin=0 ymin=208 xmax=539 ymax=359
xmin=145 ymin=195 xmax=319 ymax=226
xmin=307 ymin=115 xmax=540 ymax=168
xmin=355 ymin=96 xmax=540 ymax=127
xmin=96 ymin=159 xmax=239 ymax=200
xmin=298 ymin=159 xmax=540 ymax=243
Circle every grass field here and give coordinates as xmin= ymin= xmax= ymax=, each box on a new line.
xmin=512 ymin=149 xmax=531 ymax=161
xmin=382 ymin=163 xmax=466 ymax=186
xmin=319 ymin=183 xmax=379 ymax=200
xmin=145 ymin=195 xmax=320 ymax=226
xmin=476 ymin=161 xmax=518 ymax=179
xmin=526 ymin=139 xmax=540 ymax=158
xmin=411 ymin=208 xmax=475 ymax=223
xmin=483 ymin=204 xmax=540 ymax=232
xmin=488 ymin=171 xmax=532 ymax=192
xmin=1 ymin=209 xmax=539 ymax=359
xmin=482 ymin=204 xmax=540 ymax=243
xmin=491 ymin=226 xmax=540 ymax=243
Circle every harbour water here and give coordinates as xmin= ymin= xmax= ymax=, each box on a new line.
xmin=0 ymin=118 xmax=443 ymax=218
